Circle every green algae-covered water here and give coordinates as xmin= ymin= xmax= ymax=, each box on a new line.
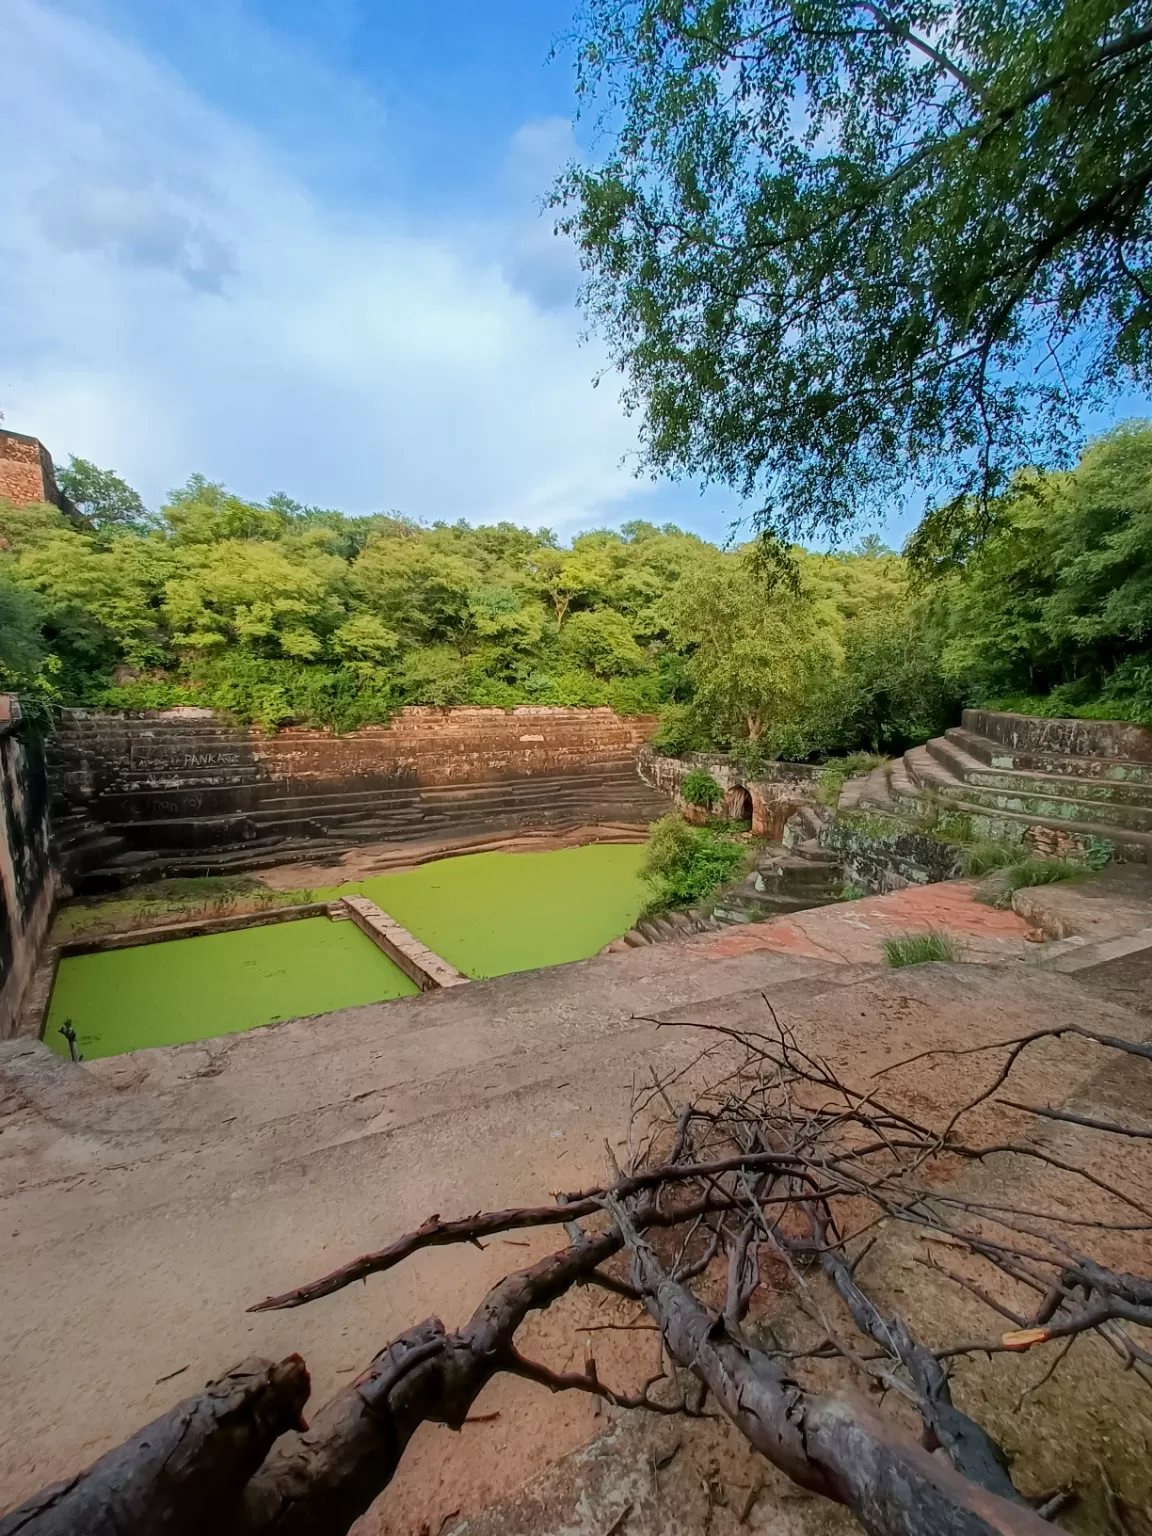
xmin=46 ymin=920 xmax=420 ymax=1060
xmin=45 ymin=844 xmax=647 ymax=1060
xmin=321 ymin=843 xmax=647 ymax=979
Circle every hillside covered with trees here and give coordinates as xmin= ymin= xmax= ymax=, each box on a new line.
xmin=1 ymin=420 xmax=1150 ymax=750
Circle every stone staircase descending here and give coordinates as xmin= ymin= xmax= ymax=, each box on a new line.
xmin=844 ymin=708 xmax=1152 ymax=862
xmin=602 ymin=842 xmax=843 ymax=952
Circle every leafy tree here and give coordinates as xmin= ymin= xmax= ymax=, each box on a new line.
xmin=940 ymin=421 xmax=1152 ymax=716
xmin=397 ymin=646 xmax=472 ymax=706
xmin=57 ymin=456 xmax=153 ymax=534
xmin=0 ymin=577 xmax=46 ymax=686
xmin=14 ymin=525 xmax=174 ymax=682
xmin=560 ymin=0 xmax=1152 ymax=541
xmin=526 ymin=546 xmax=605 ymax=630
xmin=558 ymin=608 xmax=650 ymax=678
xmin=162 ymin=541 xmax=344 ymax=658
xmin=163 ymin=477 xmax=289 ymax=545
xmin=330 ymin=613 xmax=402 ymax=664
xmin=467 ymin=586 xmax=548 ymax=669
xmin=350 ymin=539 xmax=476 ymax=649
xmin=832 ymin=601 xmax=959 ymax=752
xmin=658 ymin=553 xmax=842 ymax=751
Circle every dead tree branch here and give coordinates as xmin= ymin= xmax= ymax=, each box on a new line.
xmin=0 ymin=1357 xmax=309 ymax=1536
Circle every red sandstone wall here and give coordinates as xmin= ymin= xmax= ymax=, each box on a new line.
xmin=251 ymin=707 xmax=658 ymax=784
xmin=0 ymin=434 xmax=52 ymax=507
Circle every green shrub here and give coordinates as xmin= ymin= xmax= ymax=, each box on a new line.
xmin=640 ymin=814 xmax=746 ymax=913
xmin=651 ymin=701 xmax=712 ymax=755
xmin=884 ymin=930 xmax=959 ymax=967
xmin=680 ymin=768 xmax=723 ymax=808
xmin=837 ymin=883 xmax=868 ymax=901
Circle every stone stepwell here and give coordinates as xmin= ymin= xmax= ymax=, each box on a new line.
xmin=843 ymin=706 xmax=1152 ymax=860
xmin=48 ymin=707 xmax=671 ymax=891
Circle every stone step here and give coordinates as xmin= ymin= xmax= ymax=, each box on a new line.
xmin=944 ymin=726 xmax=1152 ymax=785
xmin=905 ymin=746 xmax=1152 ymax=833
xmin=961 ymin=708 xmax=1152 ymax=763
xmin=927 ymin=735 xmax=1152 ymax=808
xmin=73 ymin=805 xmax=660 ymax=889
xmin=88 ymin=767 xmax=652 ymax=821
xmin=849 ymin=762 xmax=897 ymax=812
xmin=711 ymin=891 xmax=837 ymax=922
xmin=887 ymin=753 xmax=1152 ymax=861
xmin=95 ymin=777 xmax=664 ymax=833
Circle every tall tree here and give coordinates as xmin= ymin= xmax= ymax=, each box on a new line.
xmin=57 ymin=456 xmax=153 ymax=534
xmin=659 ymin=552 xmax=841 ymax=747
xmin=560 ymin=0 xmax=1152 ymax=541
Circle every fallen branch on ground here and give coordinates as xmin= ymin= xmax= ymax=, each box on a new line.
xmin=10 ymin=1004 xmax=1152 ymax=1536
xmin=0 ymin=1356 xmax=309 ymax=1536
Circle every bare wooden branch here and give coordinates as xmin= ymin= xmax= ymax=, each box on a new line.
xmin=605 ymin=1197 xmax=1053 ymax=1536
xmin=0 ymin=1357 xmax=309 ymax=1536
xmin=16 ymin=998 xmax=1152 ymax=1536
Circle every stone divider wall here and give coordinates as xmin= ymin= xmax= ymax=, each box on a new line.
xmin=0 ymin=697 xmax=57 ymax=1039
xmin=338 ymin=896 xmax=469 ymax=990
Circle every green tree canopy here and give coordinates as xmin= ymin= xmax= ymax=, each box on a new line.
xmin=658 ymin=552 xmax=842 ymax=748
xmin=57 ymin=456 xmax=153 ymax=534
xmin=561 ymin=0 xmax=1152 ymax=541
xmin=940 ymin=420 xmax=1152 ymax=713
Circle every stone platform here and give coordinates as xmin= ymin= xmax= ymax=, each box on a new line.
xmin=3 ymin=875 xmax=1152 ymax=1532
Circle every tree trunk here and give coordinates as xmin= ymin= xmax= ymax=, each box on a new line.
xmin=0 ymin=1357 xmax=309 ymax=1536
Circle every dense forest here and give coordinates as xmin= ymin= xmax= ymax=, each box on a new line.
xmin=1 ymin=421 xmax=1150 ymax=752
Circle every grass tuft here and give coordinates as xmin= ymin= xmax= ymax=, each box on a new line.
xmin=884 ymin=930 xmax=959 ymax=967
xmin=985 ymin=857 xmax=1084 ymax=909
xmin=962 ymin=838 xmax=1026 ymax=876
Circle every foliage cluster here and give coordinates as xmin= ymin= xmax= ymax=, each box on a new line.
xmin=561 ymin=0 xmax=1152 ymax=543
xmin=923 ymin=422 xmax=1152 ymax=724
xmin=0 ymin=473 xmax=718 ymax=729
xmin=0 ymin=459 xmax=953 ymax=744
xmin=4 ymin=421 xmax=1152 ymax=746
xmin=679 ymin=768 xmax=723 ymax=808
xmin=640 ymin=813 xmax=747 ymax=912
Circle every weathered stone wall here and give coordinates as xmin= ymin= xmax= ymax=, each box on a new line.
xmin=637 ymin=747 xmax=821 ymax=838
xmin=820 ymin=815 xmax=965 ymax=894
xmin=57 ymin=706 xmax=657 ymax=792
xmin=0 ymin=698 xmax=57 ymax=1038
xmin=964 ymin=707 xmax=1152 ymax=765
xmin=0 ymin=431 xmax=69 ymax=511
xmin=251 ymin=707 xmax=657 ymax=783
xmin=51 ymin=707 xmax=668 ymax=887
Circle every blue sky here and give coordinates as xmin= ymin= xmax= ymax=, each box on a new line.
xmin=2 ymin=0 xmax=1148 ymax=548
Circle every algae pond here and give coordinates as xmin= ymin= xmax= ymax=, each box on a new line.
xmin=46 ymin=843 xmax=647 ymax=1059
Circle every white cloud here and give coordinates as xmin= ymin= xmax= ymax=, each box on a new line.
xmin=0 ymin=1 xmax=648 ymax=533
